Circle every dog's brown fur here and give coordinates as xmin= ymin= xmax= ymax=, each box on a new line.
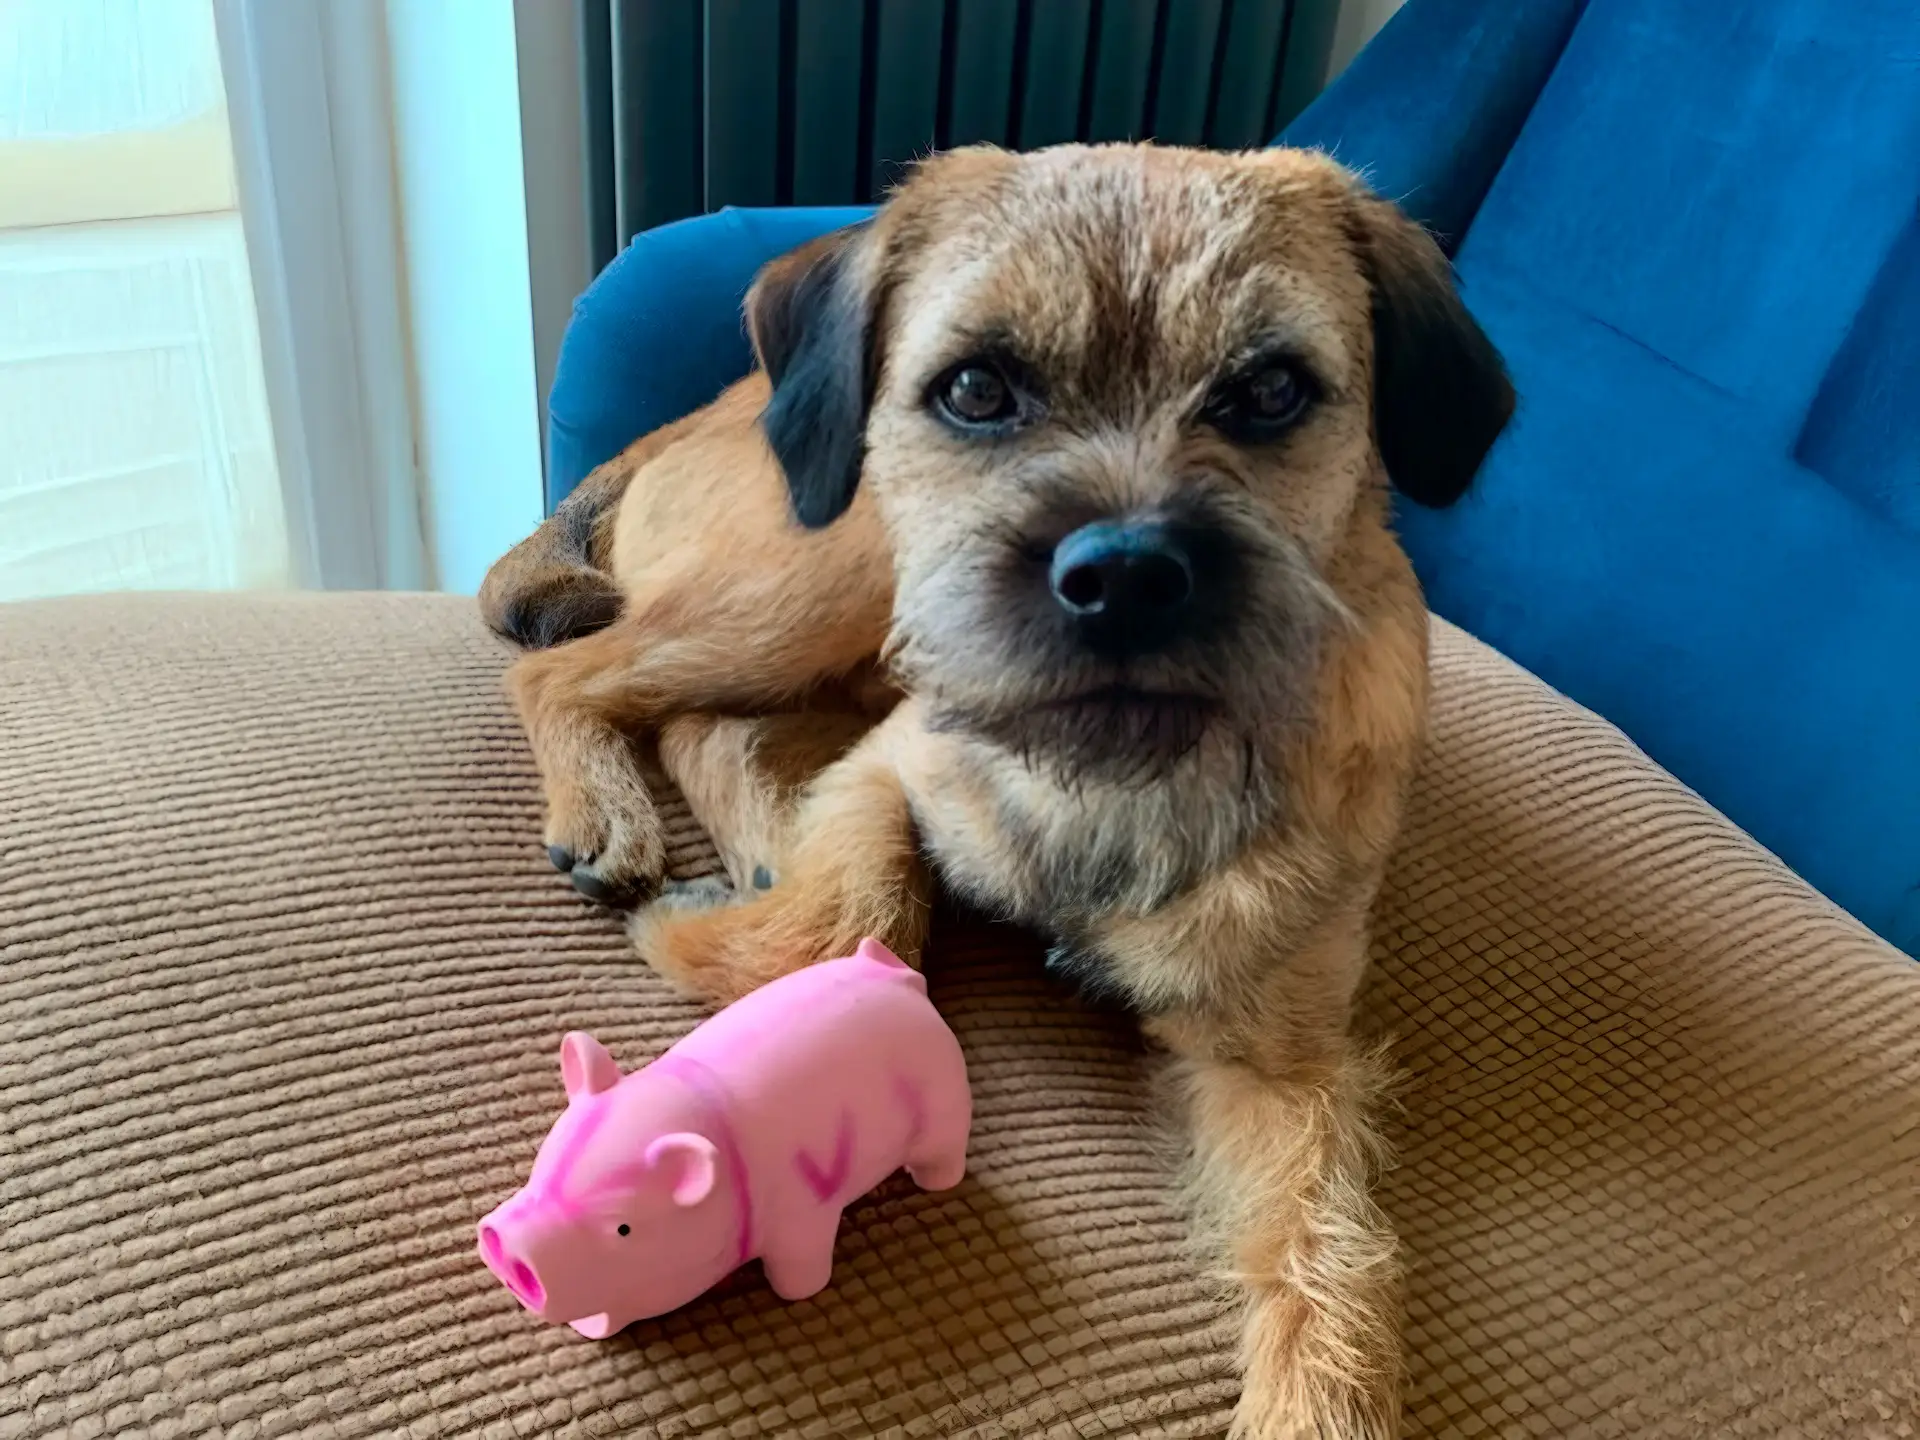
xmin=483 ymin=143 xmax=1512 ymax=1438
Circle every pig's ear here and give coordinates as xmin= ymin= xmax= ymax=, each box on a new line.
xmin=559 ymin=1032 xmax=620 ymax=1099
xmin=644 ymin=1133 xmax=719 ymax=1207
xmin=853 ymin=937 xmax=908 ymax=969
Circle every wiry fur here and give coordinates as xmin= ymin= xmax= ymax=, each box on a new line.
xmin=482 ymin=142 xmax=1513 ymax=1437
xmin=1169 ymin=1033 xmax=1404 ymax=1439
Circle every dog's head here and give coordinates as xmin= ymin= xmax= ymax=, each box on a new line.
xmin=748 ymin=144 xmax=1510 ymax=810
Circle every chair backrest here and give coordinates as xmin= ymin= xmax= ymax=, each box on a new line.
xmin=579 ymin=0 xmax=1341 ymax=270
xmin=1394 ymin=0 xmax=1920 ymax=952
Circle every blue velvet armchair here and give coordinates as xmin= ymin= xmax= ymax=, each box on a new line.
xmin=544 ymin=0 xmax=1920 ymax=955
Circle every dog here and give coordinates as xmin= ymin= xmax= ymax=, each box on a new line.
xmin=481 ymin=142 xmax=1513 ymax=1438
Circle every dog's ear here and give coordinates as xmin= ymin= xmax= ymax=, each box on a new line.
xmin=746 ymin=223 xmax=879 ymax=529
xmin=1349 ymin=196 xmax=1514 ymax=508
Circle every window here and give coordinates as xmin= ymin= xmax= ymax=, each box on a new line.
xmin=0 ymin=0 xmax=289 ymax=600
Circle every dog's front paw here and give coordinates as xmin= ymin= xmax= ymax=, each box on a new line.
xmin=1228 ymin=1396 xmax=1390 ymax=1440
xmin=541 ymin=759 xmax=665 ymax=907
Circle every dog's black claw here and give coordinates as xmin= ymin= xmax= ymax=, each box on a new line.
xmin=569 ymin=865 xmax=622 ymax=905
xmin=547 ymin=844 xmax=577 ymax=873
xmin=751 ymin=865 xmax=775 ymax=891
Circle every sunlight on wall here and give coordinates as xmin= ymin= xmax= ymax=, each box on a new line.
xmin=0 ymin=0 xmax=288 ymax=602
xmin=387 ymin=0 xmax=545 ymax=597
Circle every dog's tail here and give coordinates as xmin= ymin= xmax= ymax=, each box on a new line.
xmin=478 ymin=460 xmax=632 ymax=649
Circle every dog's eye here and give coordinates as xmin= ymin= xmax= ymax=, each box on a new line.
xmin=933 ymin=363 xmax=1018 ymax=428
xmin=1248 ymin=365 xmax=1304 ymax=421
xmin=1206 ymin=360 xmax=1315 ymax=441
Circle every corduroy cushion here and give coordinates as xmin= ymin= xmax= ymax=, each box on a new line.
xmin=2 ymin=594 xmax=1914 ymax=1439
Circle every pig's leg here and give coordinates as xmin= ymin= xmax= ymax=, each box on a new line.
xmin=902 ymin=1076 xmax=970 ymax=1192
xmin=906 ymin=1148 xmax=966 ymax=1192
xmin=633 ymin=703 xmax=930 ymax=1006
xmin=656 ymin=709 xmax=876 ymax=896
xmin=759 ymin=1213 xmax=844 ymax=1302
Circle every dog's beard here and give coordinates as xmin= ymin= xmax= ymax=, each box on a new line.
xmin=894 ymin=586 xmax=1334 ymax=795
xmin=918 ymin=700 xmax=1282 ymax=925
xmin=927 ymin=686 xmax=1218 ymax=787
xmin=893 ymin=547 xmax=1334 ymax=923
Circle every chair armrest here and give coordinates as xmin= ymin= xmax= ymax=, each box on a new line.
xmin=1280 ymin=0 xmax=1590 ymax=246
xmin=546 ymin=205 xmax=871 ymax=508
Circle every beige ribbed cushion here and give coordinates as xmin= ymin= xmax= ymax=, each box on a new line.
xmin=1 ymin=593 xmax=1914 ymax=1440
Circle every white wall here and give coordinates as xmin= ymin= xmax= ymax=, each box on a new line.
xmin=385 ymin=0 xmax=545 ymax=596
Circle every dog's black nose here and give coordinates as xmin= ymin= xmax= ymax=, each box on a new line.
xmin=1049 ymin=520 xmax=1195 ymax=649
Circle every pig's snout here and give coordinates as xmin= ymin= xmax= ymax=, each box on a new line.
xmin=478 ymin=1220 xmax=547 ymax=1310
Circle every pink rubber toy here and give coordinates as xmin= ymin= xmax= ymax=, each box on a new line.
xmin=477 ymin=938 xmax=970 ymax=1336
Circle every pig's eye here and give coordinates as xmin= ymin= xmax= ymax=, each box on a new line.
xmin=616 ymin=1223 xmax=630 ymax=1237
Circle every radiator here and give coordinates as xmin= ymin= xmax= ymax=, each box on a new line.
xmin=579 ymin=0 xmax=1341 ymax=272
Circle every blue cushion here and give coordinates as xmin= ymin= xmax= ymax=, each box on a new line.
xmin=1459 ymin=0 xmax=1920 ymax=432
xmin=1391 ymin=0 xmax=1920 ymax=952
xmin=1397 ymin=270 xmax=1920 ymax=948
xmin=1797 ymin=213 xmax=1920 ymax=540
xmin=1279 ymin=0 xmax=1589 ymax=246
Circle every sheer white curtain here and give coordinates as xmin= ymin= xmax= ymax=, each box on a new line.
xmin=0 ymin=0 xmax=289 ymax=601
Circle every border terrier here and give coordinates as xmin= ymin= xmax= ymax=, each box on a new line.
xmin=481 ymin=142 xmax=1512 ymax=1438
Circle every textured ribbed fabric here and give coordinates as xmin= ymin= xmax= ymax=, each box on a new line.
xmin=1 ymin=593 xmax=1914 ymax=1439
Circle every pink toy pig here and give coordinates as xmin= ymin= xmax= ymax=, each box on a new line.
xmin=477 ymin=938 xmax=970 ymax=1336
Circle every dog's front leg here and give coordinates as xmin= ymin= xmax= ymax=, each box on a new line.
xmin=506 ymin=623 xmax=672 ymax=904
xmin=506 ymin=563 xmax=890 ymax=904
xmin=1163 ymin=1032 xmax=1401 ymax=1440
xmin=632 ymin=701 xmax=931 ymax=1005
